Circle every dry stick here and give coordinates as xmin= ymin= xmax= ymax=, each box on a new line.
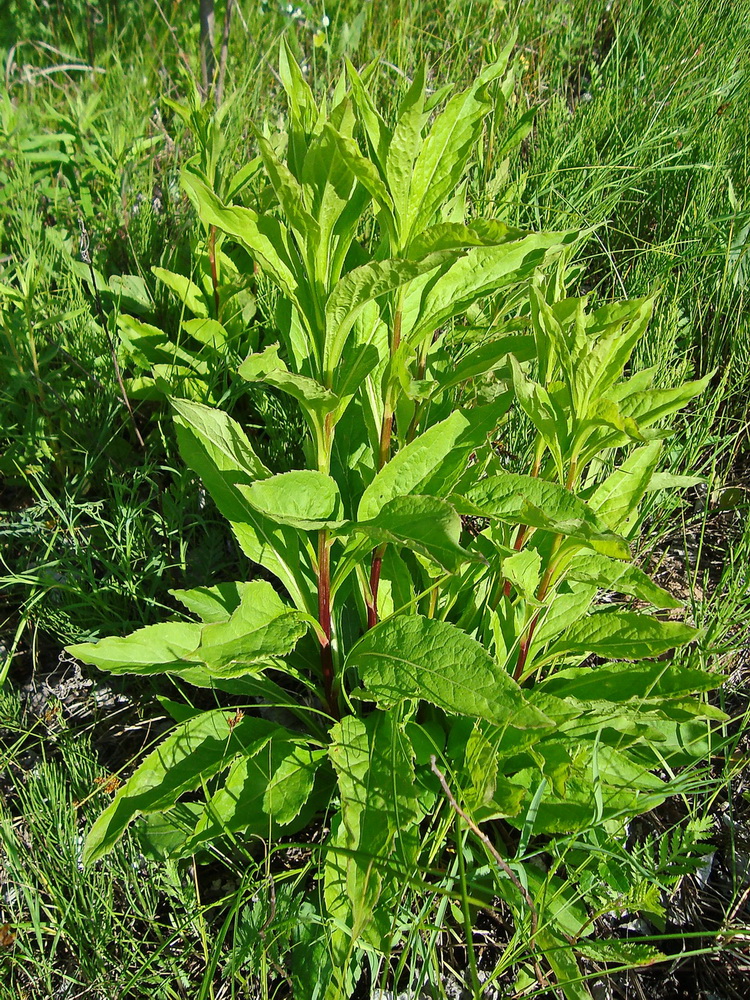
xmin=429 ymin=756 xmax=551 ymax=994
xmin=214 ymin=0 xmax=235 ymax=106
xmin=78 ymin=219 xmax=144 ymax=448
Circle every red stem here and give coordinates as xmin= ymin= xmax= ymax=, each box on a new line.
xmin=317 ymin=530 xmax=338 ymax=718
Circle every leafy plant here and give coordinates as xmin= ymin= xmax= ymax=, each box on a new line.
xmin=69 ymin=41 xmax=722 ymax=998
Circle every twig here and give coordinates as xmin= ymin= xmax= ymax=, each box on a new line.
xmin=430 ymin=756 xmax=550 ymax=992
xmin=78 ymin=218 xmax=144 ymax=448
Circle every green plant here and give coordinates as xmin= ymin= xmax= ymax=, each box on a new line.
xmin=68 ymin=41 xmax=723 ymax=998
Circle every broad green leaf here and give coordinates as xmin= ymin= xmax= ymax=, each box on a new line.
xmin=508 ymin=354 xmax=566 ymax=477
xmin=404 ymin=43 xmax=514 ymax=240
xmin=348 ymin=616 xmax=551 ymax=729
xmin=402 ymin=232 xmax=577 ymax=346
xmin=189 ymin=580 xmax=310 ymax=672
xmin=345 ymin=59 xmax=390 ymax=171
xmin=407 ymin=220 xmax=527 ymax=259
xmin=575 ymin=296 xmax=655 ymax=408
xmin=244 ymin=470 xmax=343 ymax=530
xmin=530 ymin=582 xmax=598 ymax=648
xmin=170 ymin=581 xmax=249 ymax=623
xmin=544 ymin=611 xmax=699 ymax=661
xmin=181 ymin=167 xmax=303 ymax=306
xmin=263 ymin=746 xmax=328 ymax=825
xmin=351 ymin=495 xmax=482 ymax=572
xmin=83 ymin=711 xmax=284 ymax=863
xmin=170 ymin=396 xmax=270 ymax=481
xmin=565 ymin=551 xmax=681 ymax=609
xmin=324 ymin=251 xmax=461 ymax=376
xmin=152 ymin=266 xmax=208 ymax=317
xmin=588 ymin=441 xmax=662 ymax=529
xmin=502 ymin=548 xmax=542 ymax=602
xmin=252 ymin=126 xmax=320 ymax=243
xmin=386 ymin=63 xmax=428 ymax=236
xmin=279 ymin=36 xmax=316 ymax=130
xmin=68 ymin=621 xmax=202 ymax=675
xmin=185 ymin=732 xmax=301 ymax=850
xmin=537 ymin=930 xmax=589 ymax=1000
xmin=359 ymin=407 xmax=499 ymax=519
xmin=239 ymin=344 xmax=339 ymax=416
xmin=182 ymin=317 xmax=228 ymax=349
xmin=107 ymin=273 xmax=152 ymax=313
xmin=454 ymin=473 xmax=630 ymax=558
xmin=326 ymin=713 xmax=422 ymax=960
xmin=330 ymin=127 xmax=394 ymax=212
xmin=171 ymin=398 xmax=311 ymax=610
xmin=431 ymin=334 xmax=535 ymax=393
xmin=539 ymin=660 xmax=723 ymax=703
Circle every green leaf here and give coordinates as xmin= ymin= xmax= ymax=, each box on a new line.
xmin=404 ymin=44 xmax=514 ymax=240
xmin=537 ymin=930 xmax=590 ymax=1000
xmin=185 ymin=730 xmax=309 ymax=850
xmin=508 ymin=354 xmax=566 ymax=477
xmin=455 ymin=473 xmax=630 ymax=558
xmin=182 ymin=317 xmax=228 ymax=349
xmin=189 ymin=580 xmax=311 ymax=672
xmin=539 ymin=659 xmax=723 ymax=703
xmin=244 ymin=470 xmax=343 ymax=530
xmin=324 ymin=251 xmax=461 ymax=377
xmin=107 ymin=273 xmax=152 ymax=313
xmin=279 ymin=36 xmax=317 ymax=130
xmin=345 ymin=59 xmax=391 ymax=171
xmin=402 ymin=232 xmax=577 ymax=346
xmin=170 ymin=581 xmax=249 ymax=623
xmin=588 ymin=441 xmax=662 ymax=529
xmin=238 ymin=344 xmax=339 ymax=416
xmin=152 ymin=266 xmax=209 ymax=318
xmin=432 ymin=334 xmax=535 ymax=393
xmin=566 ymin=551 xmax=681 ymax=609
xmin=181 ymin=167 xmax=303 ymax=307
xmin=263 ymin=746 xmax=327 ymax=826
xmin=545 ymin=611 xmax=699 ymax=661
xmin=83 ymin=711 xmax=284 ymax=863
xmin=352 ymin=495 xmax=483 ymax=572
xmin=348 ymin=616 xmax=551 ymax=729
xmin=502 ymin=548 xmax=542 ymax=602
xmin=171 ymin=398 xmax=311 ymax=610
xmin=407 ymin=220 xmax=527 ymax=259
xmin=329 ymin=127 xmax=394 ymax=213
xmin=252 ymin=126 xmax=320 ymax=243
xmin=68 ymin=621 xmax=202 ymax=675
xmin=326 ymin=713 xmax=422 ymax=960
xmin=359 ymin=407 xmax=499 ymax=519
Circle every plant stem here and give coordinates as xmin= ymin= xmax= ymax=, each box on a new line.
xmin=208 ymin=224 xmax=220 ymax=318
xmin=317 ymin=529 xmax=338 ymax=718
xmin=367 ymin=543 xmax=386 ymax=630
xmin=502 ymin=445 xmax=544 ymax=600
xmin=368 ymin=299 xmax=403 ymax=628
xmin=513 ymin=457 xmax=577 ymax=680
xmin=376 ymin=304 xmax=402 ymax=470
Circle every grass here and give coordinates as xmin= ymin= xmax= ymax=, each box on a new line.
xmin=1 ymin=0 xmax=749 ymax=996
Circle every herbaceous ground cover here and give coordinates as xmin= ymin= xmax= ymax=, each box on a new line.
xmin=1 ymin=2 xmax=749 ymax=997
